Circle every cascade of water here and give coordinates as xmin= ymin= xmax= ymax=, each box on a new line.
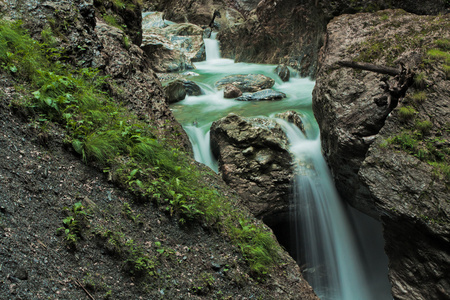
xmin=277 ymin=119 xmax=374 ymax=300
xmin=204 ymin=32 xmax=221 ymax=61
xmin=164 ymin=19 xmax=392 ymax=299
xmin=183 ymin=124 xmax=218 ymax=172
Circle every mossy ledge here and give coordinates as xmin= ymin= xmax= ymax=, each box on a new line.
xmin=0 ymin=18 xmax=283 ymax=283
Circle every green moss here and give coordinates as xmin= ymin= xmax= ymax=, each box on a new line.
xmin=415 ymin=120 xmax=433 ymax=135
xmin=427 ymin=48 xmax=450 ymax=64
xmin=413 ymin=72 xmax=428 ymax=90
xmin=411 ymin=91 xmax=427 ymax=103
xmin=1 ymin=19 xmax=281 ymax=277
xmin=397 ymin=106 xmax=417 ymax=122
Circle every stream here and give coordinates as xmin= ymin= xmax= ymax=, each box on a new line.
xmin=169 ymin=34 xmax=392 ymax=299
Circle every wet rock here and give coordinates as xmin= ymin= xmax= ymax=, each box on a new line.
xmin=215 ymin=74 xmax=275 ymax=92
xmin=182 ymin=80 xmax=202 ymax=96
xmin=164 ymin=80 xmax=186 ymax=104
xmin=275 ymin=65 xmax=290 ymax=82
xmin=223 ymin=84 xmax=242 ymax=98
xmin=276 ymin=111 xmax=306 ymax=136
xmin=210 ymin=113 xmax=293 ymax=220
xmin=236 ymin=89 xmax=286 ymax=101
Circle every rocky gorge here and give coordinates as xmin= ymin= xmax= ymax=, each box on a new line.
xmin=0 ymin=0 xmax=449 ymax=300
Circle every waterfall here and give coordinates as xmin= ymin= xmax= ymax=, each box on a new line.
xmin=163 ymin=18 xmax=392 ymax=299
xmin=278 ymin=119 xmax=374 ymax=300
xmin=183 ymin=124 xmax=218 ymax=172
xmin=204 ymin=32 xmax=221 ymax=61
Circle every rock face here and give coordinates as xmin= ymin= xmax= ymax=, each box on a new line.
xmin=141 ymin=17 xmax=205 ymax=72
xmin=217 ymin=0 xmax=448 ymax=77
xmin=313 ymin=10 xmax=450 ymax=299
xmin=215 ymin=74 xmax=275 ymax=92
xmin=0 ymin=0 xmax=191 ymax=152
xmin=210 ymin=114 xmax=294 ymax=221
xmin=236 ymin=89 xmax=286 ymax=101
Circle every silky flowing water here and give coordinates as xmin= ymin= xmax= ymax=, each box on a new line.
xmin=169 ymin=34 xmax=392 ymax=299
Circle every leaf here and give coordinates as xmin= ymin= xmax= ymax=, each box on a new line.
xmin=130 ymin=169 xmax=139 ymax=177
xmin=32 ymin=90 xmax=41 ymax=99
xmin=156 ymin=248 xmax=165 ymax=254
xmin=9 ymin=65 xmax=17 ymax=73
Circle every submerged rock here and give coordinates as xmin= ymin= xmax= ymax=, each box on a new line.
xmin=236 ymin=89 xmax=286 ymax=101
xmin=215 ymin=74 xmax=275 ymax=92
xmin=210 ymin=113 xmax=294 ymax=220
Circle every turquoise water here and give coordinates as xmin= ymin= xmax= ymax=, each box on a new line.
xmin=168 ymin=36 xmax=391 ymax=300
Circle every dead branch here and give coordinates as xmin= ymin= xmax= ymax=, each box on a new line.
xmin=337 ymin=60 xmax=400 ymax=76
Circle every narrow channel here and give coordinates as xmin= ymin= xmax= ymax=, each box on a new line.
xmin=170 ymin=34 xmax=392 ymax=300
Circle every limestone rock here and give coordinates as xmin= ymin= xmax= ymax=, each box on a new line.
xmin=236 ymin=89 xmax=286 ymax=102
xmin=223 ymin=84 xmax=242 ymax=98
xmin=164 ymin=80 xmax=186 ymax=104
xmin=313 ymin=10 xmax=450 ymax=300
xmin=275 ymin=64 xmax=290 ymax=82
xmin=215 ymin=74 xmax=275 ymax=92
xmin=141 ymin=17 xmax=206 ymax=71
xmin=182 ymin=80 xmax=202 ymax=96
xmin=210 ymin=113 xmax=294 ymax=220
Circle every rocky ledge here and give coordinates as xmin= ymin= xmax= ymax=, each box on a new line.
xmin=313 ymin=9 xmax=450 ymax=299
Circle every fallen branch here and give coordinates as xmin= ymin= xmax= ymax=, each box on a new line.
xmin=75 ymin=279 xmax=96 ymax=300
xmin=337 ymin=60 xmax=400 ymax=76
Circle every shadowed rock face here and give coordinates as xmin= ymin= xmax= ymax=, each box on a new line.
xmin=313 ymin=10 xmax=450 ymax=300
xmin=210 ymin=114 xmax=294 ymax=221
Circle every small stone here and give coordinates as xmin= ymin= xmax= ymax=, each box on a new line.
xmin=211 ymin=262 xmax=221 ymax=270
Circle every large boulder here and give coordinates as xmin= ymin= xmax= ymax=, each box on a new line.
xmin=141 ymin=15 xmax=206 ymax=72
xmin=210 ymin=114 xmax=294 ymax=220
xmin=236 ymin=89 xmax=286 ymax=101
xmin=93 ymin=19 xmax=192 ymax=152
xmin=164 ymin=80 xmax=186 ymax=104
xmin=215 ymin=74 xmax=275 ymax=92
xmin=313 ymin=10 xmax=450 ymax=300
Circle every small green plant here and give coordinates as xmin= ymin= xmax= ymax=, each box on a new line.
xmin=122 ymin=202 xmax=142 ymax=224
xmin=413 ymin=72 xmax=428 ymax=89
xmin=190 ymin=272 xmax=215 ymax=295
xmin=397 ymin=106 xmax=417 ymax=122
xmin=123 ymin=34 xmax=130 ymax=50
xmin=427 ymin=48 xmax=450 ymax=64
xmin=411 ymin=91 xmax=427 ymax=103
xmin=443 ymin=64 xmax=450 ymax=79
xmin=415 ymin=120 xmax=433 ymax=135
xmin=58 ymin=202 xmax=87 ymax=246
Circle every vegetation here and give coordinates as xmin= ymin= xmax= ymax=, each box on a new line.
xmin=0 ymin=20 xmax=281 ymax=278
xmin=58 ymin=202 xmax=88 ymax=246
